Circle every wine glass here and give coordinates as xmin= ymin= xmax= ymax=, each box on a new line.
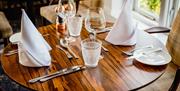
xmin=56 ymin=0 xmax=76 ymax=42
xmin=85 ymin=8 xmax=106 ymax=39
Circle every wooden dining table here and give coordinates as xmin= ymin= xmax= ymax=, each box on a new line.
xmin=1 ymin=23 xmax=169 ymax=91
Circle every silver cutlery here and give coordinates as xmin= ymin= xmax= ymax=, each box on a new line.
xmin=60 ymin=39 xmax=79 ymax=59
xmin=96 ymin=27 xmax=112 ymax=34
xmin=5 ymin=49 xmax=18 ymax=56
xmin=101 ymin=46 xmax=109 ymax=52
xmin=29 ymin=65 xmax=86 ymax=83
xmin=121 ymin=45 xmax=153 ymax=56
xmin=96 ymin=29 xmax=111 ymax=34
xmin=42 ymin=33 xmax=50 ymax=37
xmin=8 ymin=49 xmax=18 ymax=53
xmin=56 ymin=45 xmax=73 ymax=59
xmin=127 ymin=48 xmax=162 ymax=59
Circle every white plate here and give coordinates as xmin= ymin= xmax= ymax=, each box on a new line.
xmin=133 ymin=47 xmax=171 ymax=66
xmin=9 ymin=33 xmax=21 ymax=44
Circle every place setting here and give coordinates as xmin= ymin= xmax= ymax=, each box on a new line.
xmin=103 ymin=0 xmax=171 ymax=66
xmin=9 ymin=9 xmax=52 ymax=67
xmin=122 ymin=45 xmax=172 ymax=66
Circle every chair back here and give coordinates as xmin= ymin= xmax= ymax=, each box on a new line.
xmin=90 ymin=0 xmax=104 ymax=9
xmin=81 ymin=0 xmax=104 ymax=9
xmin=169 ymin=68 xmax=180 ymax=91
xmin=166 ymin=9 xmax=180 ymax=66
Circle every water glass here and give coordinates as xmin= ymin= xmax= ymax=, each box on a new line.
xmin=85 ymin=8 xmax=106 ymax=33
xmin=81 ymin=38 xmax=102 ymax=67
xmin=67 ymin=15 xmax=83 ymax=37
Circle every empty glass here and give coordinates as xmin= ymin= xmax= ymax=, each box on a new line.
xmin=81 ymin=38 xmax=102 ymax=67
xmin=85 ymin=8 xmax=106 ymax=33
xmin=67 ymin=15 xmax=83 ymax=37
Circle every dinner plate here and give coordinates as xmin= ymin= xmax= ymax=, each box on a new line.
xmin=133 ymin=47 xmax=171 ymax=66
xmin=9 ymin=32 xmax=21 ymax=44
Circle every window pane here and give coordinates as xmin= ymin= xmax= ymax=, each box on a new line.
xmin=139 ymin=0 xmax=161 ymax=16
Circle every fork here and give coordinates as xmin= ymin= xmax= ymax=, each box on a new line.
xmin=121 ymin=45 xmax=153 ymax=56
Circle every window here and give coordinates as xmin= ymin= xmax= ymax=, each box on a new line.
xmin=133 ymin=0 xmax=161 ymax=21
xmin=133 ymin=0 xmax=180 ymax=27
xmin=104 ymin=0 xmax=180 ymax=27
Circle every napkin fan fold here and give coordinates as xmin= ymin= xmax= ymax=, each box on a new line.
xmin=18 ymin=9 xmax=52 ymax=67
xmin=105 ymin=0 xmax=137 ymax=45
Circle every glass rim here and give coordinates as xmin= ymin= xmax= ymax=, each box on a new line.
xmin=81 ymin=38 xmax=102 ymax=49
xmin=68 ymin=15 xmax=83 ymax=20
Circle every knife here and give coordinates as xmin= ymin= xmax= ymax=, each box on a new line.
xmin=29 ymin=65 xmax=86 ymax=83
xmin=56 ymin=45 xmax=73 ymax=59
xmin=96 ymin=27 xmax=111 ymax=34
xmin=127 ymin=48 xmax=162 ymax=59
xmin=40 ymin=65 xmax=86 ymax=82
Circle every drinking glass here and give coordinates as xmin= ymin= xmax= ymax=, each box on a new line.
xmin=67 ymin=15 xmax=83 ymax=37
xmin=56 ymin=0 xmax=76 ymax=42
xmin=81 ymin=38 xmax=102 ymax=67
xmin=85 ymin=8 xmax=106 ymax=35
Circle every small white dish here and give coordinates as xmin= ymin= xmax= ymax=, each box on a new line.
xmin=133 ymin=47 xmax=171 ymax=66
xmin=9 ymin=32 xmax=21 ymax=44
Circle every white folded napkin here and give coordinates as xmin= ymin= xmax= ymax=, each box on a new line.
xmin=105 ymin=0 xmax=137 ymax=45
xmin=18 ymin=9 xmax=52 ymax=67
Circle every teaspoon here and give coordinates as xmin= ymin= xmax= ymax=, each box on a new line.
xmin=60 ymin=39 xmax=79 ymax=59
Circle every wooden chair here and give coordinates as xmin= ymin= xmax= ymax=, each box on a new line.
xmin=0 ymin=11 xmax=13 ymax=47
xmin=169 ymin=68 xmax=180 ymax=91
xmin=145 ymin=9 xmax=180 ymax=91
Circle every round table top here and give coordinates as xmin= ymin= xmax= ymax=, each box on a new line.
xmin=1 ymin=24 xmax=168 ymax=91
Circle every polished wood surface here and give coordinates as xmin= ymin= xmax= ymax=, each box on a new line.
xmin=1 ymin=24 xmax=168 ymax=91
xmin=138 ymin=62 xmax=179 ymax=91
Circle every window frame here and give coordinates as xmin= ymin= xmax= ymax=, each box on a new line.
xmin=133 ymin=0 xmax=180 ymax=27
xmin=133 ymin=0 xmax=160 ymax=22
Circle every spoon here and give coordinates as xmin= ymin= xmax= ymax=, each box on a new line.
xmin=60 ymin=39 xmax=79 ymax=59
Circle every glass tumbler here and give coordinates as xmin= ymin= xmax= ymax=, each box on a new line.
xmin=67 ymin=15 xmax=83 ymax=37
xmin=81 ymin=38 xmax=102 ymax=67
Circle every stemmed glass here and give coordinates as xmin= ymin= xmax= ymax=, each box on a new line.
xmin=85 ymin=8 xmax=106 ymax=38
xmin=56 ymin=0 xmax=76 ymax=43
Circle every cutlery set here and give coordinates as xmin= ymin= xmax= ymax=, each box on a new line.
xmin=121 ymin=45 xmax=153 ymax=56
xmin=28 ymin=65 xmax=86 ymax=83
xmin=126 ymin=47 xmax=162 ymax=59
xmin=120 ymin=44 xmax=165 ymax=62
